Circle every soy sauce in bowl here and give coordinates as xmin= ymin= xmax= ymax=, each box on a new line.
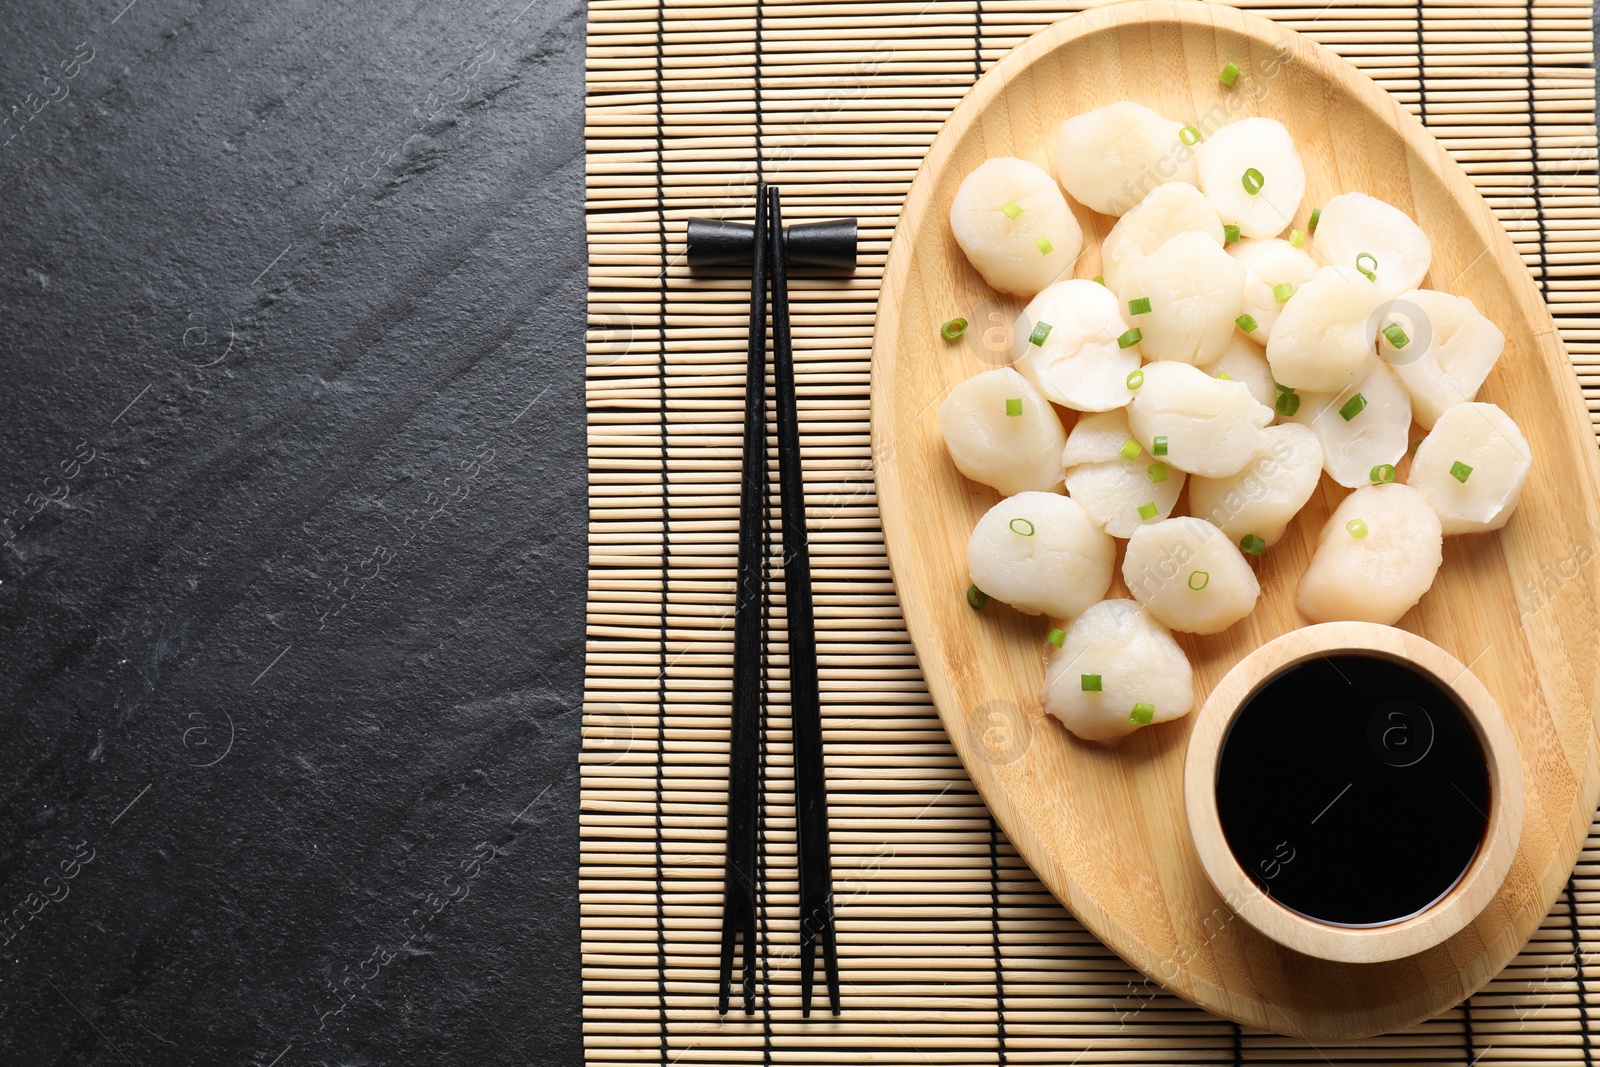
xmin=1215 ymin=654 xmax=1491 ymax=927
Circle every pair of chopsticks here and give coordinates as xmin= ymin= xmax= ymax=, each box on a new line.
xmin=717 ymin=183 xmax=840 ymax=1019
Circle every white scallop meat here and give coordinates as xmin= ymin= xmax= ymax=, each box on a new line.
xmin=949 ymin=157 xmax=1085 ymax=297
xmin=1409 ymin=402 xmax=1531 ymax=534
xmin=1042 ymin=599 xmax=1195 ymax=743
xmin=1125 ymin=361 xmax=1274 ymax=478
xmin=1012 ymin=278 xmax=1142 ymax=411
xmin=1188 ymin=423 xmax=1324 ymax=547
xmin=1195 ymin=118 xmax=1306 ymax=239
xmin=1287 ymin=359 xmax=1411 ymax=489
xmin=1201 ymin=334 xmax=1277 ymax=409
xmin=1055 ymin=102 xmax=1199 ymax=216
xmin=1378 ymin=288 xmax=1506 ymax=430
xmin=1117 ymin=230 xmax=1246 ymax=366
xmin=1100 ymin=182 xmax=1224 ymax=293
xmin=1297 ymin=483 xmax=1443 ymax=625
xmin=1060 ymin=410 xmax=1186 ymax=538
xmin=1122 ymin=517 xmax=1260 ymax=634
xmin=1266 ymin=265 xmax=1384 ymax=393
xmin=1312 ymin=192 xmax=1431 ymax=302
xmin=1230 ymin=236 xmax=1317 ymax=339
xmin=938 ymin=368 xmax=1067 ymax=496
xmin=967 ymin=492 xmax=1115 ymax=618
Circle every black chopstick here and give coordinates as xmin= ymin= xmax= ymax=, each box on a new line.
xmin=717 ymin=182 xmax=768 ymax=1017
xmin=768 ymin=184 xmax=840 ymax=1018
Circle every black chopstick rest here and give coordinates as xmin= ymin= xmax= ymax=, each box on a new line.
xmin=687 ymin=216 xmax=858 ymax=270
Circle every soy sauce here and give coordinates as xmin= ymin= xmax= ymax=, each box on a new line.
xmin=1215 ymin=654 xmax=1490 ymax=927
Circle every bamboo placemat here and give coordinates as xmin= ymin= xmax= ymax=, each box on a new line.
xmin=582 ymin=1 xmax=1600 ymax=1062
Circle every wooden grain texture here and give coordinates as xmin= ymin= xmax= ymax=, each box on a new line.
xmin=870 ymin=0 xmax=1600 ymax=1040
xmin=1184 ymin=622 xmax=1525 ymax=965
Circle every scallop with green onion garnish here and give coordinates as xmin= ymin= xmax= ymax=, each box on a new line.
xmin=1201 ymin=334 xmax=1276 ymax=409
xmin=1188 ymin=423 xmax=1324 ymax=548
xmin=949 ymin=157 xmax=1085 ymax=297
xmin=1287 ymin=359 xmax=1411 ymax=489
xmin=1265 ymin=264 xmax=1386 ymax=393
xmin=937 ymin=368 xmax=1067 ymax=496
xmin=1054 ymin=103 xmax=1200 ymax=217
xmin=1012 ymin=278 xmax=1142 ymax=412
xmin=966 ymin=492 xmax=1115 ymax=619
xmin=1297 ymin=483 xmax=1444 ymax=625
xmin=1060 ymin=409 xmax=1186 ymax=538
xmin=1409 ymin=402 xmax=1532 ymax=534
xmin=1378 ymin=288 xmax=1506 ymax=430
xmin=1116 ymin=230 xmax=1246 ymax=366
xmin=1194 ymin=117 xmax=1306 ymax=239
xmin=1122 ymin=517 xmax=1261 ymax=635
xmin=1100 ymin=182 xmax=1225 ymax=293
xmin=1229 ymin=236 xmax=1317 ymax=339
xmin=1125 ymin=361 xmax=1274 ymax=478
xmin=1311 ymin=192 xmax=1432 ymax=301
xmin=1042 ymin=599 xmax=1195 ymax=743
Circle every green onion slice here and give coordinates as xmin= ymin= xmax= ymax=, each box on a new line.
xmin=1029 ymin=321 xmax=1053 ymax=346
xmin=1219 ymin=61 xmax=1241 ymax=86
xmin=1126 ymin=369 xmax=1145 ymax=390
xmin=1309 ymin=207 xmax=1322 ymax=232
xmin=1119 ymin=438 xmax=1142 ymax=461
xmin=1370 ymin=463 xmax=1396 ymax=483
xmin=1236 ymin=313 xmax=1258 ymax=333
xmin=1147 ymin=462 xmax=1168 ymax=484
xmin=1239 ymin=533 xmax=1266 ymax=556
xmin=1223 ymin=224 xmax=1240 ymax=244
xmin=1092 ymin=275 xmax=1105 ymax=286
xmin=1081 ymin=673 xmax=1102 ymax=692
xmin=1382 ymin=323 xmax=1410 ymax=349
xmin=1151 ymin=436 xmax=1168 ymax=457
xmin=1274 ymin=282 xmax=1295 ymax=303
xmin=1275 ymin=390 xmax=1300 ymax=417
xmin=1339 ymin=393 xmax=1367 ymax=421
xmin=1128 ymin=296 xmax=1152 ymax=316
xmin=941 ymin=318 xmax=968 ymax=340
xmin=1242 ymin=167 xmax=1265 ymax=195
xmin=967 ymin=584 xmax=989 ymax=610
xmin=1129 ymin=702 xmax=1155 ymax=726
xmin=1188 ymin=570 xmax=1210 ymax=591
xmin=1137 ymin=501 xmax=1158 ymax=521
xmin=1215 ymin=371 xmax=1233 ymax=381
xmin=1035 ymin=236 xmax=1054 ymax=255
xmin=1451 ymin=460 xmax=1474 ymax=483
xmin=1289 ymin=228 xmax=1306 ymax=249
xmin=1001 ymin=200 xmax=1023 ymax=220
xmin=1009 ymin=517 xmax=1035 ymax=537
xmin=1047 ymin=627 xmax=1066 ymax=648
xmin=1347 ymin=518 xmax=1369 ymax=539
xmin=1005 ymin=397 xmax=1023 ymax=417
xmin=1355 ymin=252 xmax=1378 ymax=281
xmin=1117 ymin=328 xmax=1142 ymax=349
xmin=1179 ymin=124 xmax=1201 ymax=145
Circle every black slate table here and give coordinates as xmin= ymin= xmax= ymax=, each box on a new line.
xmin=0 ymin=2 xmax=585 ymax=1063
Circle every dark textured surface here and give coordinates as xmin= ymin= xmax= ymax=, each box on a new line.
xmin=0 ymin=1 xmax=586 ymax=1063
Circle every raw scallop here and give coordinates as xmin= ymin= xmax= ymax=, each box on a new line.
xmin=1055 ymin=102 xmax=1199 ymax=216
xmin=1122 ymin=517 xmax=1260 ymax=634
xmin=1060 ymin=409 xmax=1186 ymax=538
xmin=1188 ymin=423 xmax=1323 ymax=547
xmin=1125 ymin=361 xmax=1274 ymax=478
xmin=1202 ymin=334 xmax=1277 ymax=409
xmin=1195 ymin=118 xmax=1306 ymax=239
xmin=938 ymin=368 xmax=1067 ymax=496
xmin=1230 ymin=236 xmax=1317 ymax=338
xmin=1287 ymin=359 xmax=1411 ymax=489
xmin=1266 ymin=265 xmax=1385 ymax=393
xmin=1409 ymin=402 xmax=1531 ymax=534
xmin=1013 ymin=278 xmax=1142 ymax=411
xmin=1297 ymin=483 xmax=1443 ymax=625
xmin=967 ymin=492 xmax=1115 ymax=618
xmin=1378 ymin=288 xmax=1506 ymax=429
xmin=1042 ymin=599 xmax=1195 ymax=742
xmin=1117 ymin=230 xmax=1246 ymax=366
xmin=1100 ymin=182 xmax=1224 ymax=293
xmin=1312 ymin=192 xmax=1431 ymax=301
xmin=950 ymin=157 xmax=1085 ymax=297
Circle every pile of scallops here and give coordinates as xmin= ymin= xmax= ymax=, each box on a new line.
xmin=941 ymin=99 xmax=1533 ymax=743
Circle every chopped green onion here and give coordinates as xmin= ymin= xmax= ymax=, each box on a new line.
xmin=1029 ymin=321 xmax=1053 ymax=346
xmin=1119 ymin=438 xmax=1142 ymax=461
xmin=1081 ymin=673 xmax=1102 ymax=692
xmin=1002 ymin=200 xmax=1023 ymax=220
xmin=967 ymin=584 xmax=989 ymax=610
xmin=1339 ymin=393 xmax=1367 ymax=421
xmin=1347 ymin=518 xmax=1369 ymax=539
xmin=1215 ymin=371 xmax=1233 ymax=381
xmin=1236 ymin=313 xmax=1258 ymax=333
xmin=1092 ymin=275 xmax=1105 ymax=286
xmin=1274 ymin=282 xmax=1295 ymax=303
xmin=1126 ymin=368 xmax=1145 ymax=390
xmin=1005 ymin=397 xmax=1023 ymax=417
xmin=1275 ymin=391 xmax=1300 ymax=417
xmin=1223 ymin=224 xmax=1241 ymax=244
xmin=1382 ymin=323 xmax=1410 ymax=349
xmin=1009 ymin=517 xmax=1036 ymax=537
xmin=1117 ymin=328 xmax=1142 ymax=349
xmin=1137 ymin=501 xmax=1158 ymax=521
xmin=1219 ymin=61 xmax=1241 ymax=86
xmin=1147 ymin=462 xmax=1168 ymax=484
xmin=1151 ymin=436 xmax=1168 ymax=457
xmin=1451 ymin=460 xmax=1474 ymax=483
xmin=1179 ymin=124 xmax=1201 ymax=145
xmin=1129 ymin=702 xmax=1155 ymax=726
xmin=1035 ymin=236 xmax=1054 ymax=255
xmin=1188 ymin=570 xmax=1210 ymax=591
xmin=1128 ymin=296 xmax=1152 ymax=316
xmin=941 ymin=318 xmax=968 ymax=340
xmin=1370 ymin=463 xmax=1396 ymax=483
xmin=1239 ymin=533 xmax=1266 ymax=556
xmin=1309 ymin=207 xmax=1322 ymax=232
xmin=1355 ymin=252 xmax=1378 ymax=281
xmin=1047 ymin=627 xmax=1066 ymax=648
xmin=1289 ymin=228 xmax=1306 ymax=249
xmin=1242 ymin=167 xmax=1264 ymax=195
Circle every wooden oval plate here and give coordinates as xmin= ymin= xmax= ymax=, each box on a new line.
xmin=870 ymin=0 xmax=1600 ymax=1040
